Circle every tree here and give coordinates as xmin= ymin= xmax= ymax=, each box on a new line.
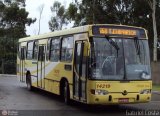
xmin=146 ymin=0 xmax=158 ymax=62
xmin=66 ymin=0 xmax=160 ymax=61
xmin=38 ymin=4 xmax=44 ymax=35
xmin=0 ymin=0 xmax=36 ymax=74
xmin=67 ymin=0 xmax=134 ymax=26
xmin=67 ymin=0 xmax=152 ymax=26
xmin=49 ymin=1 xmax=68 ymax=31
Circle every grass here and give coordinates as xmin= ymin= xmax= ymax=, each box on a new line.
xmin=152 ymin=84 xmax=160 ymax=91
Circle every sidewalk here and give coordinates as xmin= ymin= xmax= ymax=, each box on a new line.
xmin=152 ymin=91 xmax=160 ymax=95
xmin=0 ymin=74 xmax=16 ymax=77
xmin=152 ymin=91 xmax=160 ymax=101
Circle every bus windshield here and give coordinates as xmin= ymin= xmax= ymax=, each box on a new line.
xmin=90 ymin=37 xmax=151 ymax=80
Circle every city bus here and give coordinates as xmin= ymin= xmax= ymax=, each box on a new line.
xmin=17 ymin=24 xmax=152 ymax=105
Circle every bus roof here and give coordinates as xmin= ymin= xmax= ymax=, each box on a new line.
xmin=19 ymin=24 xmax=146 ymax=42
xmin=19 ymin=25 xmax=90 ymax=42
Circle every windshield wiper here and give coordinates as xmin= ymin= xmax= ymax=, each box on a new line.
xmin=134 ymin=37 xmax=140 ymax=55
xmin=105 ymin=35 xmax=119 ymax=57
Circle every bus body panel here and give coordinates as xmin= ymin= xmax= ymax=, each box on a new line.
xmin=87 ymin=80 xmax=152 ymax=104
xmin=17 ymin=24 xmax=152 ymax=105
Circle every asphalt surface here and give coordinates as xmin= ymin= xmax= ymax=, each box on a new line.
xmin=0 ymin=75 xmax=160 ymax=116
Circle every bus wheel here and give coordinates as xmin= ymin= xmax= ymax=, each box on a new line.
xmin=26 ymin=74 xmax=32 ymax=91
xmin=64 ymin=81 xmax=70 ymax=104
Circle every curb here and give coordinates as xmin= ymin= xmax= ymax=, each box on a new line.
xmin=0 ymin=74 xmax=16 ymax=77
xmin=152 ymin=91 xmax=160 ymax=95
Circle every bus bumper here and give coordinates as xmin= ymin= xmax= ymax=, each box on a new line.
xmin=87 ymin=93 xmax=151 ymax=105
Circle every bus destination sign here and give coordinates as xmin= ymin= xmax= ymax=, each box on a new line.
xmin=92 ymin=26 xmax=146 ymax=38
xmin=99 ymin=28 xmax=136 ymax=36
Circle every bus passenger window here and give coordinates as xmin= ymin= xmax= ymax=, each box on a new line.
xmin=32 ymin=41 xmax=38 ymax=60
xmin=18 ymin=44 xmax=20 ymax=59
xmin=26 ymin=41 xmax=34 ymax=60
xmin=20 ymin=48 xmax=25 ymax=60
xmin=82 ymin=42 xmax=88 ymax=77
xmin=61 ymin=36 xmax=73 ymax=62
xmin=50 ymin=38 xmax=60 ymax=62
xmin=46 ymin=39 xmax=51 ymax=61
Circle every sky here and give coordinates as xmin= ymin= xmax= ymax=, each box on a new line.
xmin=25 ymin=0 xmax=73 ymax=36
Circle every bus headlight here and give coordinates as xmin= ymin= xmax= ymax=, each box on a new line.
xmin=90 ymin=89 xmax=109 ymax=95
xmin=140 ymin=89 xmax=151 ymax=94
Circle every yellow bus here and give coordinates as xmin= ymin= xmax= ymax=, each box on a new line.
xmin=17 ymin=24 xmax=152 ymax=105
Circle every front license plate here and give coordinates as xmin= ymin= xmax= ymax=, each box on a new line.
xmin=118 ymin=98 xmax=129 ymax=103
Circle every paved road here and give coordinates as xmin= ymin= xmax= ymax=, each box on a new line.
xmin=0 ymin=75 xmax=160 ymax=116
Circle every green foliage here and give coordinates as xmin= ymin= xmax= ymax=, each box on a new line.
xmin=66 ymin=3 xmax=77 ymax=21
xmin=49 ymin=17 xmax=59 ymax=31
xmin=48 ymin=1 xmax=68 ymax=31
xmin=152 ymin=84 xmax=160 ymax=91
xmin=66 ymin=0 xmax=160 ymax=59
xmin=0 ymin=0 xmax=36 ymax=74
xmin=67 ymin=0 xmax=153 ymax=26
xmin=1 ymin=3 xmax=36 ymax=36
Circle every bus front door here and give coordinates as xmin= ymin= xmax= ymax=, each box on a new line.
xmin=73 ymin=41 xmax=88 ymax=102
xmin=37 ymin=45 xmax=45 ymax=88
xmin=20 ymin=47 xmax=25 ymax=82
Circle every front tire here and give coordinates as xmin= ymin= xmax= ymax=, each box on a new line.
xmin=64 ymin=81 xmax=70 ymax=104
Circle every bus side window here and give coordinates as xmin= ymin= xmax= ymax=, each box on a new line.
xmin=18 ymin=44 xmax=20 ymax=59
xmin=61 ymin=36 xmax=74 ymax=62
xmin=82 ymin=42 xmax=88 ymax=77
xmin=26 ymin=41 xmax=34 ymax=60
xmin=50 ymin=38 xmax=60 ymax=62
xmin=32 ymin=41 xmax=38 ymax=60
xmin=20 ymin=48 xmax=25 ymax=60
xmin=46 ymin=38 xmax=51 ymax=61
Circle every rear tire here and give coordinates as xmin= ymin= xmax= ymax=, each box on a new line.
xmin=64 ymin=81 xmax=70 ymax=104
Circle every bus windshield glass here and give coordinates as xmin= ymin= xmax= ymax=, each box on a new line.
xmin=90 ymin=37 xmax=151 ymax=80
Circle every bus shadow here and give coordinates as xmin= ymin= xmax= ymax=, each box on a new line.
xmin=70 ymin=102 xmax=139 ymax=114
xmin=31 ymin=87 xmax=63 ymax=102
xmin=21 ymin=86 xmax=141 ymax=114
